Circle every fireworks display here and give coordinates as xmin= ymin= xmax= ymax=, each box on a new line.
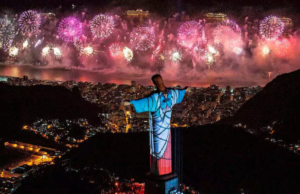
xmin=42 ymin=46 xmax=50 ymax=57
xmin=42 ymin=45 xmax=62 ymax=59
xmin=34 ymin=39 xmax=42 ymax=47
xmin=208 ymin=45 xmax=218 ymax=55
xmin=91 ymin=14 xmax=115 ymax=39
xmin=74 ymin=36 xmax=86 ymax=50
xmin=152 ymin=45 xmax=167 ymax=64
xmin=214 ymin=19 xmax=241 ymax=46
xmin=192 ymin=41 xmax=207 ymax=60
xmin=259 ymin=16 xmax=284 ymax=40
xmin=205 ymin=45 xmax=218 ymax=65
xmin=58 ymin=17 xmax=82 ymax=42
xmin=233 ymin=47 xmax=242 ymax=55
xmin=261 ymin=45 xmax=270 ymax=56
xmin=0 ymin=18 xmax=15 ymax=51
xmin=123 ymin=47 xmax=133 ymax=62
xmin=205 ymin=53 xmax=215 ymax=65
xmin=274 ymin=39 xmax=290 ymax=58
xmin=170 ymin=49 xmax=182 ymax=63
xmin=130 ymin=27 xmax=155 ymax=51
xmin=152 ymin=45 xmax=161 ymax=60
xmin=18 ymin=10 xmax=41 ymax=34
xmin=178 ymin=21 xmax=204 ymax=49
xmin=9 ymin=46 xmax=18 ymax=57
xmin=155 ymin=51 xmax=167 ymax=64
xmin=53 ymin=47 xmax=62 ymax=59
xmin=1 ymin=7 xmax=300 ymax=84
xmin=219 ymin=19 xmax=241 ymax=35
xmin=23 ymin=40 xmax=29 ymax=49
xmin=109 ymin=43 xmax=122 ymax=57
xmin=81 ymin=46 xmax=94 ymax=57
xmin=74 ymin=37 xmax=95 ymax=57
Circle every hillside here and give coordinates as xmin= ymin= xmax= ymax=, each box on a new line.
xmin=14 ymin=125 xmax=299 ymax=194
xmin=220 ymin=69 xmax=300 ymax=141
xmin=0 ymin=83 xmax=102 ymax=144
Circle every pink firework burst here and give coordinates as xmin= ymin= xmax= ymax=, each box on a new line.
xmin=214 ymin=19 xmax=241 ymax=45
xmin=274 ymin=38 xmax=290 ymax=58
xmin=178 ymin=21 xmax=204 ymax=49
xmin=58 ymin=17 xmax=82 ymax=42
xmin=260 ymin=16 xmax=284 ymax=40
xmin=74 ymin=37 xmax=95 ymax=57
xmin=130 ymin=27 xmax=155 ymax=51
xmin=192 ymin=41 xmax=207 ymax=60
xmin=152 ymin=45 xmax=166 ymax=64
xmin=91 ymin=14 xmax=115 ymax=39
xmin=152 ymin=45 xmax=161 ymax=60
xmin=109 ymin=43 xmax=122 ymax=57
xmin=219 ymin=19 xmax=241 ymax=34
xmin=18 ymin=10 xmax=41 ymax=33
xmin=74 ymin=36 xmax=87 ymax=50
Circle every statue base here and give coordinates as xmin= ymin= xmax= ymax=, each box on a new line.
xmin=145 ymin=173 xmax=179 ymax=194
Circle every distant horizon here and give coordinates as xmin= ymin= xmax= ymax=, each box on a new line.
xmin=0 ymin=64 xmax=271 ymax=88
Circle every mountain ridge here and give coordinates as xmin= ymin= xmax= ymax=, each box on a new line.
xmin=219 ymin=69 xmax=300 ymax=133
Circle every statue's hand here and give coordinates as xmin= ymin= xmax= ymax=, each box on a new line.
xmin=120 ymin=100 xmax=131 ymax=111
xmin=185 ymin=87 xmax=191 ymax=93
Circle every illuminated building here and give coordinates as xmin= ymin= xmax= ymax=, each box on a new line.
xmin=230 ymin=94 xmax=234 ymax=101
xmin=4 ymin=141 xmax=58 ymax=158
xmin=280 ymin=17 xmax=292 ymax=26
xmin=204 ymin=13 xmax=227 ymax=22
xmin=126 ymin=9 xmax=149 ymax=17
xmin=0 ymin=76 xmax=8 ymax=82
xmin=280 ymin=17 xmax=293 ymax=36
xmin=126 ymin=9 xmax=149 ymax=23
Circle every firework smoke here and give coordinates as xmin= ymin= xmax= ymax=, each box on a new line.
xmin=0 ymin=7 xmax=300 ymax=87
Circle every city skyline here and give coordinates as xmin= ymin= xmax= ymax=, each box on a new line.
xmin=0 ymin=65 xmax=269 ymax=88
xmin=0 ymin=66 xmax=300 ymax=194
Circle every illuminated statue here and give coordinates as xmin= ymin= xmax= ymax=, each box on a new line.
xmin=121 ymin=74 xmax=189 ymax=176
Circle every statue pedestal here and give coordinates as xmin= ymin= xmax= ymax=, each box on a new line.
xmin=145 ymin=173 xmax=179 ymax=194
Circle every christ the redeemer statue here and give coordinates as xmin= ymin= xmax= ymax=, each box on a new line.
xmin=121 ymin=74 xmax=189 ymax=176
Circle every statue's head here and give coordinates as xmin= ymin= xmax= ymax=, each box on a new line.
xmin=151 ymin=74 xmax=164 ymax=88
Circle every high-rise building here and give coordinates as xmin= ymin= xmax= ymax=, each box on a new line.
xmin=131 ymin=81 xmax=136 ymax=87
xmin=226 ymin=86 xmax=231 ymax=93
xmin=210 ymin=84 xmax=219 ymax=90
xmin=230 ymin=94 xmax=234 ymax=101
xmin=23 ymin=75 xmax=28 ymax=81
